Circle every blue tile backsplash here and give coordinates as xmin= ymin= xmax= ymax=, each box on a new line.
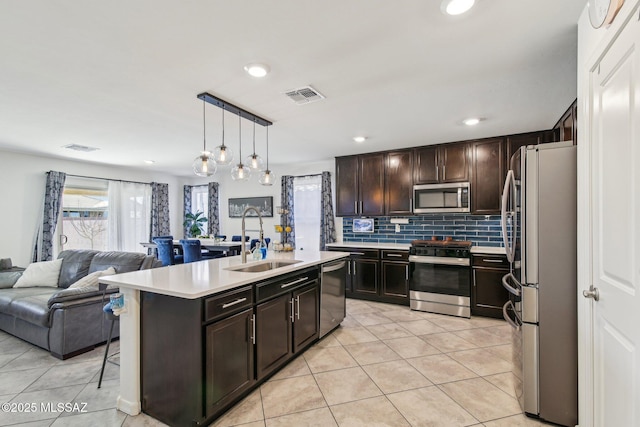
xmin=341 ymin=214 xmax=504 ymax=247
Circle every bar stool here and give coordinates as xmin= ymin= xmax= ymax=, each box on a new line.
xmin=98 ymin=302 xmax=119 ymax=389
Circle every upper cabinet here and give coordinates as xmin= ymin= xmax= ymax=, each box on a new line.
xmin=471 ymin=138 xmax=504 ymax=215
xmin=335 ymin=154 xmax=385 ymax=217
xmin=505 ymin=130 xmax=554 ymax=169
xmin=552 ymin=99 xmax=578 ymax=144
xmin=414 ymin=143 xmax=470 ymax=185
xmin=385 ymin=150 xmax=413 ymax=215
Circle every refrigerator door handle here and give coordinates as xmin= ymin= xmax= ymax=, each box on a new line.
xmin=501 ymin=272 xmax=521 ymax=296
xmin=502 ymin=300 xmax=521 ymax=330
xmin=501 ymin=170 xmax=516 ymax=263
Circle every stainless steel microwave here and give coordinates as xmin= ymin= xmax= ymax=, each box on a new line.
xmin=413 ymin=182 xmax=470 ymax=213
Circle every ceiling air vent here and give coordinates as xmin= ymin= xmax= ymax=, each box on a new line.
xmin=284 ymin=86 xmax=325 ymax=105
xmin=63 ymin=144 xmax=99 ymax=152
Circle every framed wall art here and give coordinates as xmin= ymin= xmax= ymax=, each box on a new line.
xmin=229 ymin=196 xmax=274 ymax=217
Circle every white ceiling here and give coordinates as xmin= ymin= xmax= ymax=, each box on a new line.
xmin=0 ymin=0 xmax=586 ymax=177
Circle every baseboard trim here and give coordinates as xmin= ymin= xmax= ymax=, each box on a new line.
xmin=117 ymin=395 xmax=141 ymax=416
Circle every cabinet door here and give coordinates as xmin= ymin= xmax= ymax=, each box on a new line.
xmin=440 ymin=143 xmax=469 ymax=183
xmin=414 ymin=146 xmax=439 ymax=184
xmin=335 ymin=156 xmax=359 ymax=216
xmin=471 ymin=268 xmax=510 ymax=318
xmin=506 ymin=132 xmax=542 ymax=169
xmin=471 ymin=138 xmax=505 ymax=215
xmin=359 ymin=153 xmax=385 ymax=216
xmin=256 ymin=294 xmax=293 ymax=380
xmin=293 ymin=284 xmax=319 ymax=353
xmin=205 ymin=308 xmax=255 ymax=417
xmin=381 ymin=261 xmax=409 ymax=301
xmin=385 ymin=150 xmax=414 ymax=215
xmin=352 ymin=259 xmax=379 ymax=296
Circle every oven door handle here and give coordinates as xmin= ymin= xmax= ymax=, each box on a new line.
xmin=502 ymin=300 xmax=521 ymax=330
xmin=409 ymin=255 xmax=470 ymax=266
xmin=501 ymin=272 xmax=521 ymax=297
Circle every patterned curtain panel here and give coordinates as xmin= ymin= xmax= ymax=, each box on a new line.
xmin=33 ymin=171 xmax=66 ymax=262
xmin=207 ymin=182 xmax=220 ymax=236
xmin=280 ymin=175 xmax=295 ymax=244
xmin=183 ymin=185 xmax=192 ymax=238
xmin=150 ymin=182 xmax=170 ymax=240
xmin=320 ymin=171 xmax=337 ymax=250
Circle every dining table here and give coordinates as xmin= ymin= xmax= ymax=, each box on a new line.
xmin=140 ymin=239 xmax=247 ymax=257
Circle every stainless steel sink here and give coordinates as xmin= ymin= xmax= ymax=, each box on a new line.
xmin=225 ymin=260 xmax=302 ymax=273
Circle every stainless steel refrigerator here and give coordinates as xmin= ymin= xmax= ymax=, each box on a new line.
xmin=500 ymin=142 xmax=578 ymax=427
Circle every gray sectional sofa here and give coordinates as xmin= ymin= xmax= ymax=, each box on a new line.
xmin=0 ymin=250 xmax=161 ymax=359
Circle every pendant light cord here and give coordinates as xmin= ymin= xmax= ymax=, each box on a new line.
xmin=202 ymin=100 xmax=207 ymax=152
xmin=266 ymin=126 xmax=269 ymax=169
xmin=221 ymin=108 xmax=225 ymax=148
xmin=252 ymin=120 xmax=256 ymax=156
xmin=238 ymin=114 xmax=242 ymax=160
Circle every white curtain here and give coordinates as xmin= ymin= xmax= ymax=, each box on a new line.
xmin=293 ymin=175 xmax=322 ymax=251
xmin=108 ymin=181 xmax=151 ymax=253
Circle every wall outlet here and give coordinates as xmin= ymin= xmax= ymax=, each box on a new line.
xmin=395 ymin=224 xmax=401 ymax=233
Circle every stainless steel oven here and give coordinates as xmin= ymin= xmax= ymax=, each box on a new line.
xmin=408 ymin=240 xmax=472 ymax=318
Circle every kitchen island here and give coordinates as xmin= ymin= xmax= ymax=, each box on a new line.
xmin=100 ymin=250 xmax=349 ymax=427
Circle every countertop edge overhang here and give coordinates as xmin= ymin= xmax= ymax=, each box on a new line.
xmin=327 ymin=242 xmax=505 ymax=254
xmin=99 ymin=250 xmax=350 ymax=299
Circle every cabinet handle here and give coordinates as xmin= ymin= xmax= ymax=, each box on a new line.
xmin=290 ymin=298 xmax=295 ymax=323
xmin=405 ymin=265 xmax=409 ymax=281
xmin=296 ymin=296 xmax=300 ymax=320
xmin=348 ymin=261 xmax=351 ymax=275
xmin=354 ymin=201 xmax=358 ymax=214
xmin=386 ymin=254 xmax=403 ymax=258
xmin=436 ymin=165 xmax=439 ymax=180
xmin=443 ymin=165 xmax=446 ymax=180
xmin=473 ymin=269 xmax=477 ymax=287
xmin=482 ymin=259 xmax=504 ymax=263
xmin=281 ymin=277 xmax=309 ymax=289
xmin=250 ymin=314 xmax=256 ymax=345
xmin=353 ymin=261 xmax=356 ymax=276
xmin=350 ymin=252 xmax=365 ymax=256
xmin=222 ymin=297 xmax=247 ymax=309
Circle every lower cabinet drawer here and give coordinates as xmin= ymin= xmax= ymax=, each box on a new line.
xmin=256 ymin=268 xmax=318 ymax=303
xmin=204 ymin=286 xmax=253 ymax=323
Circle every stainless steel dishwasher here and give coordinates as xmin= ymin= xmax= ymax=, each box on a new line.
xmin=319 ymin=259 xmax=347 ymax=338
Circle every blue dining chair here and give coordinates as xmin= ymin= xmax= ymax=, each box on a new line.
xmin=154 ymin=237 xmax=183 ymax=266
xmin=215 ymin=235 xmax=227 ymax=241
xmin=180 ymin=239 xmax=203 ymax=263
xmin=231 ymin=235 xmax=250 ymax=242
xmin=264 ymin=237 xmax=271 ymax=248
xmin=250 ymin=239 xmax=260 ymax=250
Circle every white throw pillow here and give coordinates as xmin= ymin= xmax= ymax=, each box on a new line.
xmin=13 ymin=258 xmax=63 ymax=288
xmin=68 ymin=267 xmax=116 ymax=289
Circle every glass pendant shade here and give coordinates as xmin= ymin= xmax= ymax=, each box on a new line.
xmin=246 ymin=153 xmax=264 ymax=170
xmin=231 ymin=163 xmax=251 ymax=181
xmin=193 ymin=152 xmax=216 ymax=177
xmin=212 ymin=144 xmax=233 ymax=165
xmin=259 ymin=169 xmax=275 ymax=186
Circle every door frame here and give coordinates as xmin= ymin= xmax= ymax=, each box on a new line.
xmin=577 ymin=2 xmax=640 ymax=426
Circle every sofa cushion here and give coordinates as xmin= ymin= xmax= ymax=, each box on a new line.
xmin=89 ymin=251 xmax=146 ymax=274
xmin=0 ymin=268 xmax=24 ymax=289
xmin=0 ymin=288 xmax=57 ymax=327
xmin=57 ymin=250 xmax=100 ymax=289
xmin=13 ymin=259 xmax=63 ymax=288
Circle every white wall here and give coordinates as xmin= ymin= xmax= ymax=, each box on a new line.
xmin=0 ymin=149 xmax=185 ymax=266
xmin=214 ymin=159 xmax=342 ymax=244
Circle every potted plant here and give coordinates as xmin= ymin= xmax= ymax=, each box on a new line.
xmin=183 ymin=211 xmax=208 ymax=238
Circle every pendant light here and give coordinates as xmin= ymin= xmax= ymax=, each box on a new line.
xmin=192 ymin=99 xmax=216 ymax=177
xmin=259 ymin=126 xmax=275 ymax=186
xmin=231 ymin=114 xmax=251 ymax=181
xmin=212 ymin=107 xmax=233 ymax=166
xmin=246 ymin=119 xmax=264 ymax=170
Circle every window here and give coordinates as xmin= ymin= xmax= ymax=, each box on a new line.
xmin=293 ymin=175 xmax=321 ymax=251
xmin=191 ymin=185 xmax=208 ymax=216
xmin=60 ymin=178 xmax=109 ymax=251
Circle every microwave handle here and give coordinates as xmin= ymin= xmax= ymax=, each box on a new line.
xmin=457 ymin=187 xmax=462 ymax=208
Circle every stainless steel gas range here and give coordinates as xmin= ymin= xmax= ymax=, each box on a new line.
xmin=408 ymin=240 xmax=472 ymax=318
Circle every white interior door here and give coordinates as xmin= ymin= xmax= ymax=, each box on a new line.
xmin=588 ymin=12 xmax=640 ymax=426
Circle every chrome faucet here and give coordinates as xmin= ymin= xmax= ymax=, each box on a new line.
xmin=241 ymin=206 xmax=264 ymax=263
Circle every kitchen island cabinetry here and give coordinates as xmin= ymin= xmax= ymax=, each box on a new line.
xmin=335 ymin=154 xmax=384 ymax=216
xmin=471 ymin=254 xmax=509 ymax=318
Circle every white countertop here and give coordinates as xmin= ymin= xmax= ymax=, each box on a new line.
xmin=100 ymin=250 xmax=350 ymax=299
xmin=326 ymin=242 xmax=410 ymax=251
xmin=471 ymin=246 xmax=506 ymax=255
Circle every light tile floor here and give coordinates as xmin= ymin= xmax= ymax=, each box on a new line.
xmin=0 ymin=299 xmax=556 ymax=427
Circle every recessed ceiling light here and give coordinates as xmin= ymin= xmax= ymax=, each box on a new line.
xmin=463 ymin=118 xmax=481 ymax=126
xmin=243 ymin=63 xmax=270 ymax=78
xmin=144 ymin=160 xmax=155 ymax=164
xmin=353 ymin=136 xmax=366 ymax=143
xmin=441 ymin=0 xmax=476 ymax=16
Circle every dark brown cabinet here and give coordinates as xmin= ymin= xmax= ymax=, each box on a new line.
xmin=385 ymin=150 xmax=414 ymax=215
xmin=335 ymin=154 xmax=384 ymax=216
xmin=414 ymin=143 xmax=470 ymax=184
xmin=505 ymin=131 xmax=554 ymax=169
xmin=472 ymin=254 xmax=510 ymax=318
xmin=380 ymin=250 xmax=410 ymax=305
xmin=205 ymin=308 xmax=255 ymax=415
xmin=553 ymin=99 xmax=578 ymax=144
xmin=255 ymin=270 xmax=319 ymax=380
xmin=471 ymin=138 xmax=505 ymax=215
